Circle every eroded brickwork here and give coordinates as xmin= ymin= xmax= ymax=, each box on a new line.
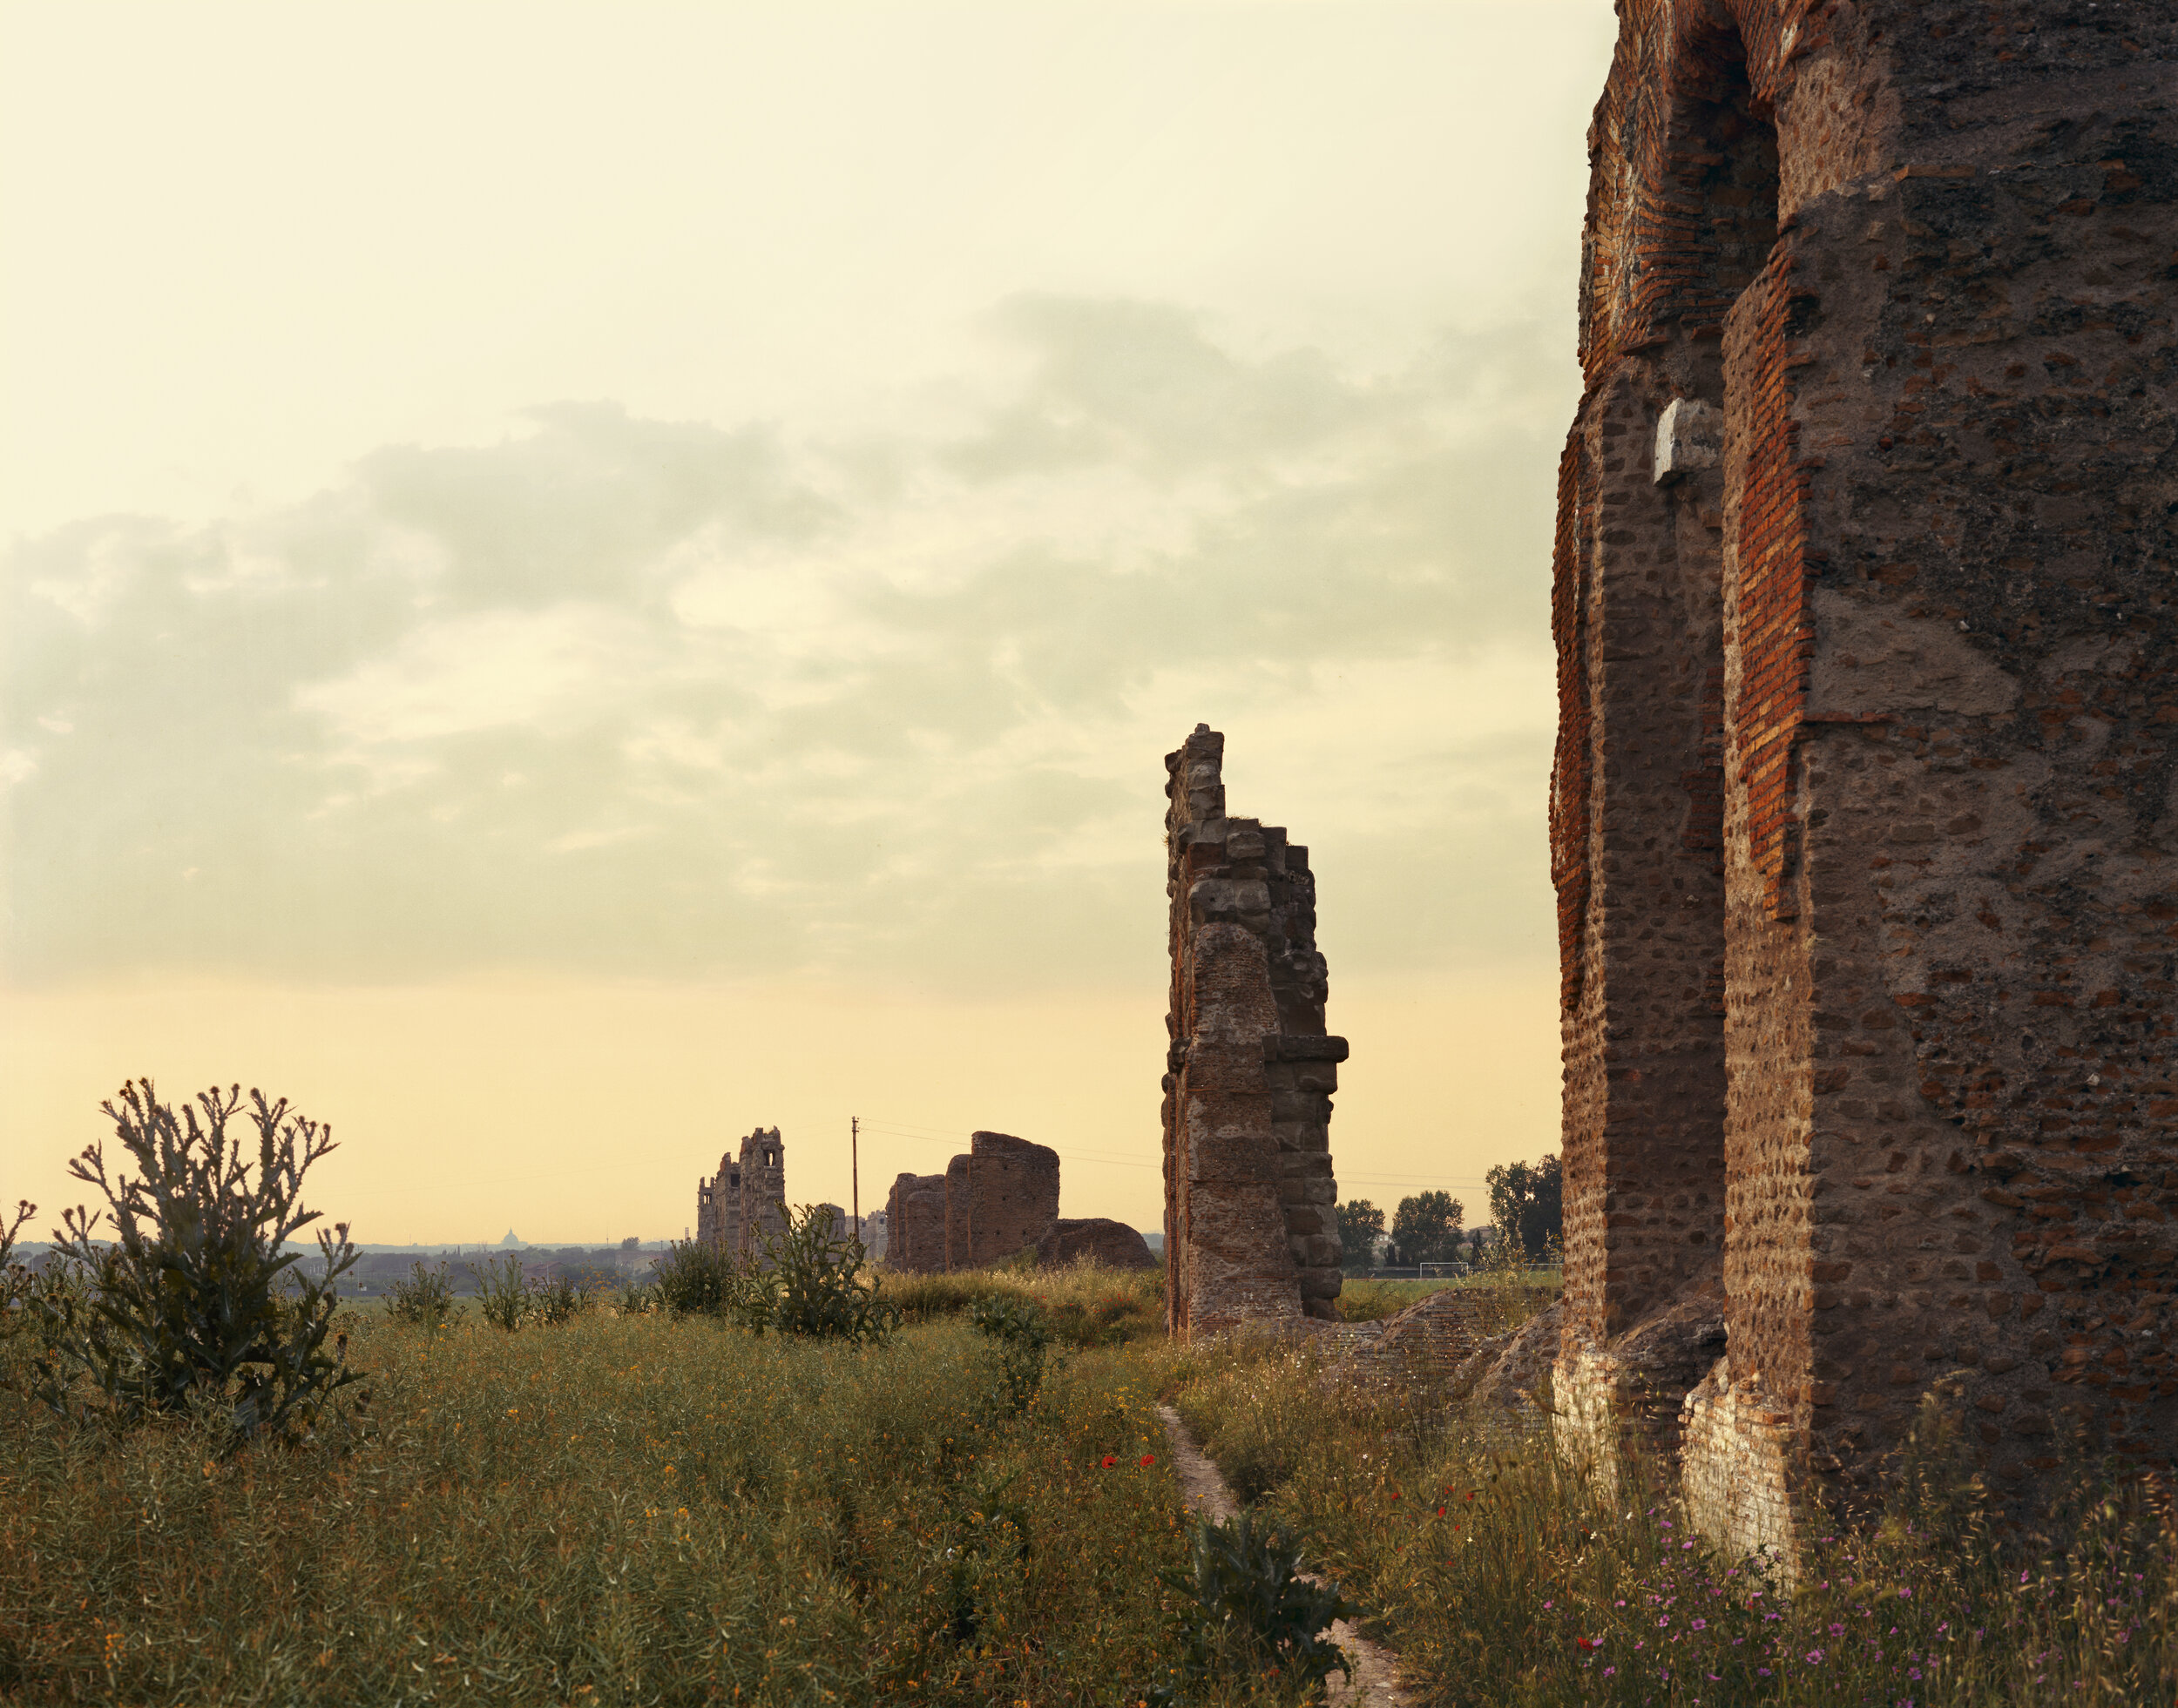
xmin=963 ymin=1131 xmax=1062 ymax=1265
xmin=881 ymin=1134 xmax=1065 ymax=1272
xmin=696 ymin=1127 xmax=791 ymax=1267
xmin=1037 ymin=1218 xmax=1157 ymax=1270
xmin=1163 ymin=726 xmax=1346 ymax=1336
xmin=884 ymin=1171 xmax=948 ymax=1274
xmin=1552 ymin=0 xmax=2178 ymax=1562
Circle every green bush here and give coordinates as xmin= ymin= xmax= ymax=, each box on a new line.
xmin=26 ymin=1079 xmax=362 ymax=1444
xmin=649 ymin=1237 xmax=754 ymax=1320
xmin=468 ymin=1252 xmax=529 ymax=1332
xmin=969 ymin=1293 xmax=1052 ymax=1416
xmin=383 ymin=1259 xmax=458 ymax=1330
xmin=750 ymin=1205 xmax=901 ymax=1345
xmin=1154 ymin=1511 xmax=1356 ymax=1701
xmin=524 ymin=1268 xmax=596 ymax=1327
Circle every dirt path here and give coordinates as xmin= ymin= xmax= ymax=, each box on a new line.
xmin=1156 ymin=1404 xmax=1410 ymax=1707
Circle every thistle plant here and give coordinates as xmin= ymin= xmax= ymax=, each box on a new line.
xmin=754 ymin=1205 xmax=901 ymax=1346
xmin=384 ymin=1259 xmax=460 ymax=1329
xmin=30 ymin=1079 xmax=361 ymax=1443
xmin=469 ymin=1252 xmax=529 ymax=1332
xmin=1153 ymin=1512 xmax=1357 ymax=1699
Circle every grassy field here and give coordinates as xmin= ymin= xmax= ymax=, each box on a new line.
xmin=1333 ymin=1272 xmax=1561 ymax=1325
xmin=0 ymin=1271 xmax=1288 ymax=1707
xmin=1158 ymin=1323 xmax=2178 ymax=1706
xmin=8 ymin=1256 xmax=2174 ymax=1705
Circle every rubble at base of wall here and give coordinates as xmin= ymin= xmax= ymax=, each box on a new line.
xmin=1681 ymin=1358 xmax=1800 ymax=1582
xmin=1327 ymin=1289 xmax=1561 ymax=1397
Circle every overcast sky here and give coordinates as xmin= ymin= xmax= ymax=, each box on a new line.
xmin=1 ymin=1 xmax=1617 ymax=1242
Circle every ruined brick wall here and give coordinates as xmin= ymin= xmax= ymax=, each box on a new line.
xmin=962 ymin=1131 xmax=1061 ymax=1264
xmin=881 ymin=1137 xmax=1065 ymax=1272
xmin=1038 ymin=1218 xmax=1157 ymax=1270
xmin=1163 ymin=726 xmax=1346 ymax=1335
xmin=884 ymin=1172 xmax=948 ymax=1273
xmin=735 ymin=1127 xmax=788 ymax=1263
xmin=697 ymin=1150 xmax=742 ymax=1257
xmin=1553 ymin=0 xmax=2178 ymax=1556
xmin=943 ymin=1154 xmax=974 ymax=1270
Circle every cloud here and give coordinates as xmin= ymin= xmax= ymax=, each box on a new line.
xmin=1 ymin=300 xmax=1572 ymax=989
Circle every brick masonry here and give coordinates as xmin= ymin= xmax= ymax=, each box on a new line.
xmin=696 ymin=1127 xmax=790 ymax=1267
xmin=1163 ymin=726 xmax=1346 ymax=1335
xmin=1551 ymin=0 xmax=2178 ymax=1565
xmin=881 ymin=1133 xmax=1066 ymax=1273
xmin=1037 ymin=1218 xmax=1158 ymax=1269
xmin=883 ymin=1171 xmax=949 ymax=1274
xmin=963 ymin=1131 xmax=1062 ymax=1266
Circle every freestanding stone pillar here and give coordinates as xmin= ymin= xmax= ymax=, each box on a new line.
xmin=1552 ymin=0 xmax=2178 ymax=1563
xmin=1163 ymin=726 xmax=1346 ymax=1335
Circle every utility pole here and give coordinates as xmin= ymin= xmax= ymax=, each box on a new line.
xmin=850 ymin=1116 xmax=861 ymax=1251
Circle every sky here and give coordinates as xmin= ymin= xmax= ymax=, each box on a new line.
xmin=0 ymin=0 xmax=1617 ymax=1246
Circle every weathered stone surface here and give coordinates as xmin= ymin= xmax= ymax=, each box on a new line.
xmin=695 ymin=1127 xmax=790 ymax=1267
xmin=1163 ymin=726 xmax=1346 ymax=1334
xmin=1036 ymin=1217 xmax=1156 ymax=1270
xmin=943 ymin=1154 xmax=974 ymax=1271
xmin=882 ymin=1134 xmax=1065 ymax=1273
xmin=1551 ymin=0 xmax=2178 ymax=1568
xmin=963 ymin=1131 xmax=1062 ymax=1264
xmin=884 ymin=1171 xmax=949 ymax=1274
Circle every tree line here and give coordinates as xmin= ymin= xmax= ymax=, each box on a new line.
xmin=1334 ymin=1153 xmax=1560 ymax=1273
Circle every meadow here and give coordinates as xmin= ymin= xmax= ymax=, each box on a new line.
xmin=1160 ymin=1325 xmax=2178 ymax=1706
xmin=5 ymin=1252 xmax=2175 ymax=1705
xmin=0 ymin=1266 xmax=1291 ymax=1706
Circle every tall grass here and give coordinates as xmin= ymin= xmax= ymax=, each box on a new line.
xmin=0 ymin=1305 xmax=1292 ymax=1705
xmin=1161 ymin=1336 xmax=2178 ymax=1705
xmin=882 ymin=1259 xmax=1165 ymax=1347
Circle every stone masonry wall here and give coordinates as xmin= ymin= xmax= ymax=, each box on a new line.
xmin=1163 ymin=725 xmax=1346 ymax=1335
xmin=885 ymin=1172 xmax=948 ymax=1274
xmin=881 ymin=1137 xmax=1065 ymax=1273
xmin=736 ymin=1127 xmax=788 ymax=1262
xmin=963 ymin=1131 xmax=1062 ymax=1265
xmin=1553 ymin=0 xmax=2178 ymax=1563
xmin=695 ymin=1128 xmax=789 ymax=1268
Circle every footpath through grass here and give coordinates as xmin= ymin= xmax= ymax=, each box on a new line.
xmin=0 ymin=1283 xmax=1293 ymax=1707
xmin=1159 ymin=1328 xmax=2178 ymax=1706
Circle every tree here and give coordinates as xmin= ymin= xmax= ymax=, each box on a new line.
xmin=1334 ymin=1199 xmax=1384 ymax=1274
xmin=1389 ymin=1191 xmax=1464 ymax=1267
xmin=1485 ymin=1153 xmax=1564 ymax=1259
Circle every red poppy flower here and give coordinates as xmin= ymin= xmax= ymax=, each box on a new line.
xmin=1140 ymin=1453 xmax=1155 ymax=1467
xmin=1101 ymin=1455 xmax=1117 ymax=1468
xmin=1390 ymin=1492 xmax=1401 ymax=1501
xmin=1576 ymin=1637 xmax=1605 ymax=1652
xmin=1437 ymin=1505 xmax=1446 ymax=1516
xmin=1465 ymin=1490 xmax=1476 ymax=1502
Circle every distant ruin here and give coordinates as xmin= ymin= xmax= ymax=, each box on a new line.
xmin=1551 ymin=0 xmax=2178 ymax=1563
xmin=695 ymin=1127 xmax=789 ymax=1265
xmin=880 ymin=1131 xmax=1153 ymax=1273
xmin=1162 ymin=726 xmax=1345 ymax=1334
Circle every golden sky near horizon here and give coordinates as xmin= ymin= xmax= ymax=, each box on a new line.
xmin=0 ymin=1 xmax=1615 ymax=1245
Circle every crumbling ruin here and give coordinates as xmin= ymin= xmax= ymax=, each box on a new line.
xmin=881 ymin=1131 xmax=1065 ymax=1273
xmin=1551 ymin=1 xmax=2177 ymax=1562
xmin=695 ymin=1127 xmax=789 ymax=1265
xmin=1038 ymin=1218 xmax=1156 ymax=1270
xmin=1162 ymin=726 xmax=1346 ymax=1334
